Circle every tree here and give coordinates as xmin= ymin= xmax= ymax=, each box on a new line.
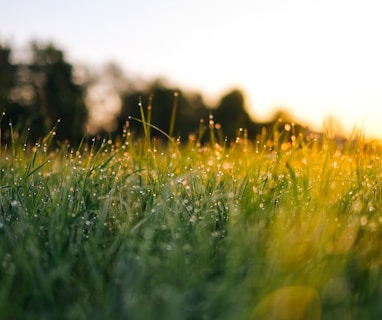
xmin=117 ymin=79 xmax=209 ymax=140
xmin=213 ymin=89 xmax=253 ymax=140
xmin=28 ymin=42 xmax=88 ymax=142
xmin=0 ymin=44 xmax=15 ymax=107
xmin=1 ymin=41 xmax=89 ymax=143
xmin=0 ymin=44 xmax=29 ymax=141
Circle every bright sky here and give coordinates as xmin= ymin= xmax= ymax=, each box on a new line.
xmin=1 ymin=0 xmax=382 ymax=138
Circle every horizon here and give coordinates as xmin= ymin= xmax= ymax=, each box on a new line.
xmin=1 ymin=0 xmax=382 ymax=138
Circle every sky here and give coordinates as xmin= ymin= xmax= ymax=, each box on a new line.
xmin=1 ymin=0 xmax=382 ymax=138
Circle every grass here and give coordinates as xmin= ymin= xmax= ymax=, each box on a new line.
xmin=1 ymin=114 xmax=382 ymax=319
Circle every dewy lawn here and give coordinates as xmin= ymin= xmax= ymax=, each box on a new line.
xmin=1 ymin=120 xmax=382 ymax=319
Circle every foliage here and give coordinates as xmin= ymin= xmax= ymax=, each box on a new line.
xmin=29 ymin=42 xmax=88 ymax=141
xmin=117 ymin=80 xmax=209 ymax=140
xmin=0 ymin=42 xmax=88 ymax=143
xmin=1 ymin=118 xmax=382 ymax=319
xmin=213 ymin=89 xmax=251 ymax=138
xmin=0 ymin=44 xmax=16 ymax=106
xmin=2 ymin=40 xmax=308 ymax=145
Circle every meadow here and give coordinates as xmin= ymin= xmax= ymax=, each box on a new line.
xmin=1 ymin=114 xmax=382 ymax=319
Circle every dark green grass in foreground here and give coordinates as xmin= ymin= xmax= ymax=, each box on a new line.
xmin=1 ymin=124 xmax=382 ymax=319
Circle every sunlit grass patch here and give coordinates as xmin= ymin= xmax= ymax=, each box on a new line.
xmin=1 ymin=117 xmax=382 ymax=319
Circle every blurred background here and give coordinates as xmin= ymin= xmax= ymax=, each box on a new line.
xmin=1 ymin=0 xmax=382 ymax=142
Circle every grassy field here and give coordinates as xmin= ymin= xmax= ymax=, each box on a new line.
xmin=1 ymin=117 xmax=382 ymax=319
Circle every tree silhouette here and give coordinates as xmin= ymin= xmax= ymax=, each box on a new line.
xmin=0 ymin=41 xmax=89 ymax=143
xmin=1 ymin=39 xmax=312 ymax=146
xmin=213 ymin=89 xmax=253 ymax=140
xmin=0 ymin=44 xmax=29 ymax=141
xmin=28 ymin=42 xmax=88 ymax=142
xmin=117 ymin=80 xmax=209 ymax=140
xmin=0 ymin=45 xmax=15 ymax=107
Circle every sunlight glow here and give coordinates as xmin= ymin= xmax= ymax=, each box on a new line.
xmin=1 ymin=0 xmax=382 ymax=138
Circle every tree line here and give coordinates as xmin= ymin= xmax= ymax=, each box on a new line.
xmin=0 ymin=41 xmax=303 ymax=145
